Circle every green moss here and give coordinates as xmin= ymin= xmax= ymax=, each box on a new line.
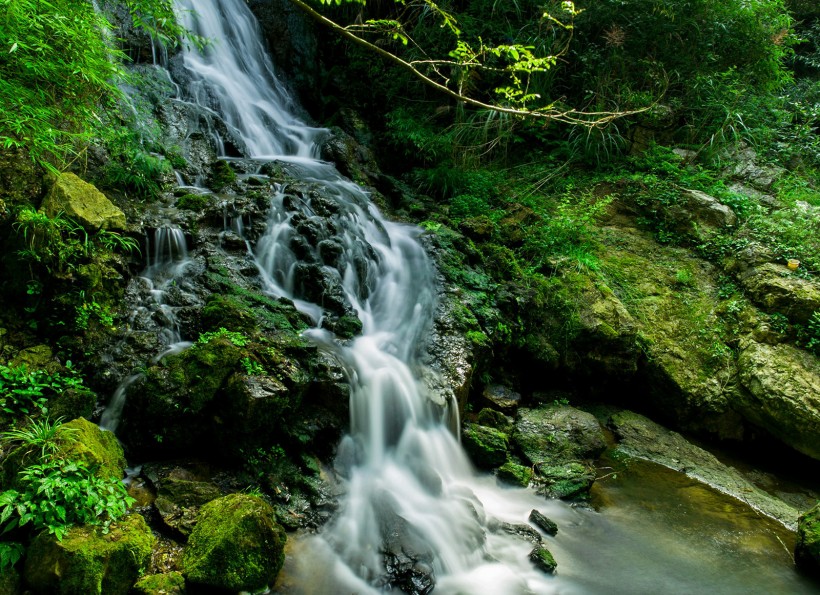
xmin=24 ymin=514 xmax=154 ymax=595
xmin=477 ymin=408 xmax=512 ymax=432
xmin=183 ymin=494 xmax=286 ymax=591
xmin=529 ymin=544 xmax=557 ymax=573
xmin=56 ymin=418 xmax=126 ymax=480
xmin=796 ymin=503 xmax=820 ymax=575
xmin=334 ymin=315 xmax=363 ymax=339
xmin=175 ymin=193 xmax=210 ymax=211
xmin=208 ymin=160 xmax=236 ymax=191
xmin=497 ymin=461 xmax=533 ymax=487
xmin=461 ymin=423 xmax=509 ymax=469
xmin=132 ymin=572 xmax=186 ymax=595
xmin=202 ymin=294 xmax=257 ymax=334
xmin=534 ymin=462 xmax=595 ymax=500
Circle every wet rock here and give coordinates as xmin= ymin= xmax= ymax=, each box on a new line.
xmin=796 ymin=503 xmax=820 ymax=576
xmin=513 ymin=405 xmax=606 ymax=466
xmin=461 ymin=423 xmax=509 ymax=469
xmin=534 ymin=462 xmax=596 ymax=500
xmin=480 ymin=384 xmax=522 ymax=414
xmin=529 ymin=544 xmax=557 ymax=574
xmin=477 ymin=408 xmax=513 ymax=433
xmin=498 ymin=522 xmax=542 ymax=544
xmin=736 ymin=339 xmax=820 ymax=461
xmin=497 ymin=460 xmax=533 ymax=487
xmin=375 ymin=499 xmax=436 ymax=595
xmin=41 ymin=173 xmax=126 ymax=230
xmin=183 ymin=494 xmax=286 ymax=592
xmin=735 ymin=263 xmax=820 ymax=324
xmin=528 ymin=509 xmax=558 ymax=536
xmin=131 ymin=571 xmax=186 ymax=595
xmin=609 ymin=410 xmax=799 ymax=528
xmin=154 ymin=474 xmax=223 ymax=538
xmin=24 ymin=513 xmax=154 ymax=594
xmin=207 ymin=159 xmax=237 ymax=191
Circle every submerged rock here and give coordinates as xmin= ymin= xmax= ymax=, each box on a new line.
xmin=528 ymin=509 xmax=558 ymax=536
xmin=24 ymin=514 xmax=154 ymax=594
xmin=609 ymin=410 xmax=799 ymax=529
xmin=41 ymin=173 xmax=126 ymax=230
xmin=497 ymin=460 xmax=533 ymax=487
xmin=183 ymin=494 xmax=286 ymax=592
xmin=736 ymin=339 xmax=820 ymax=461
xmin=796 ymin=503 xmax=820 ymax=576
xmin=376 ymin=508 xmax=436 ymax=595
xmin=529 ymin=544 xmax=557 ymax=574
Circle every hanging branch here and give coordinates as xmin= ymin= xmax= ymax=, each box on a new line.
xmin=288 ymin=0 xmax=658 ymax=127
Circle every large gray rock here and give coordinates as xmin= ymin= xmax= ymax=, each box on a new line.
xmin=609 ymin=410 xmax=799 ymax=529
xmin=680 ymin=189 xmax=737 ymax=228
xmin=737 ymin=339 xmax=820 ymax=461
xmin=513 ymin=405 xmax=606 ymax=466
xmin=736 ymin=263 xmax=820 ymax=324
xmin=41 ymin=173 xmax=126 ymax=230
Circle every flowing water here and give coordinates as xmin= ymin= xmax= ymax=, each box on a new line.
xmin=166 ymin=1 xmax=818 ymax=593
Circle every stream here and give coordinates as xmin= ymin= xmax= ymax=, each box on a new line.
xmin=109 ymin=0 xmax=820 ymax=592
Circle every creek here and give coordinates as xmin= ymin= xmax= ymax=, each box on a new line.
xmin=105 ymin=0 xmax=820 ymax=592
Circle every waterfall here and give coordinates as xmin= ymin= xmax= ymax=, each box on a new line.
xmin=171 ymin=1 xmax=567 ymax=592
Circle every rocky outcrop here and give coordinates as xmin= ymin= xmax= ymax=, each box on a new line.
xmin=736 ymin=339 xmax=820 ymax=460
xmin=24 ymin=514 xmax=154 ymax=594
xmin=182 ymin=494 xmax=287 ymax=592
xmin=796 ymin=503 xmax=820 ymax=576
xmin=735 ymin=263 xmax=820 ymax=324
xmin=609 ymin=410 xmax=799 ymax=529
xmin=41 ymin=173 xmax=126 ymax=230
xmin=513 ymin=405 xmax=606 ymax=499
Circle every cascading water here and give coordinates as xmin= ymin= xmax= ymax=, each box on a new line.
xmin=163 ymin=2 xmax=819 ymax=594
xmin=100 ymin=225 xmax=194 ymax=432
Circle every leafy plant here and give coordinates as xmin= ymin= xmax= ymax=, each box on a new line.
xmin=0 ymin=542 xmax=24 ymax=570
xmin=197 ymin=328 xmax=249 ymax=347
xmin=0 ymin=458 xmax=134 ymax=540
xmin=0 ymin=363 xmax=88 ymax=418
xmin=0 ymin=416 xmax=69 ymax=459
xmin=240 ymin=357 xmax=265 ymax=376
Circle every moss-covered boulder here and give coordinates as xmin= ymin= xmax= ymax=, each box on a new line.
xmin=207 ymin=159 xmax=236 ymax=191
xmin=737 ymin=339 xmax=820 ymax=461
xmin=131 ymin=571 xmax=186 ymax=595
xmin=461 ymin=423 xmax=509 ymax=468
xmin=41 ymin=173 xmax=126 ymax=230
xmin=497 ymin=460 xmax=533 ymax=487
xmin=736 ymin=263 xmax=820 ymax=324
xmin=56 ymin=418 xmax=126 ymax=480
xmin=513 ymin=405 xmax=606 ymax=466
xmin=182 ymin=494 xmax=286 ymax=592
xmin=796 ymin=503 xmax=820 ymax=576
xmin=534 ymin=462 xmax=596 ymax=500
xmin=24 ymin=513 xmax=154 ymax=595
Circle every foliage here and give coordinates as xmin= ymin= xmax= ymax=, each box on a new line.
xmin=0 ymin=541 xmax=24 ymax=570
xmin=75 ymin=293 xmax=117 ymax=331
xmin=0 ymin=416 xmax=69 ymax=459
xmin=0 ymin=0 xmax=190 ymax=169
xmin=197 ymin=328 xmax=249 ymax=347
xmin=0 ymin=363 xmax=87 ymax=418
xmin=240 ymin=357 xmax=265 ymax=376
xmin=805 ymin=311 xmax=820 ymax=354
xmin=0 ymin=458 xmax=133 ymax=540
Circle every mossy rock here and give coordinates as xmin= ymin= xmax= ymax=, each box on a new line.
xmin=461 ymin=423 xmax=509 ymax=469
xmin=477 ymin=408 xmax=513 ymax=433
xmin=513 ymin=405 xmax=606 ymax=467
xmin=796 ymin=503 xmax=820 ymax=576
xmin=131 ymin=571 xmax=186 ymax=594
xmin=207 ymin=160 xmax=236 ymax=191
xmin=529 ymin=544 xmax=557 ymax=574
xmin=155 ymin=477 xmax=223 ymax=538
xmin=534 ymin=462 xmax=595 ymax=500
xmin=24 ymin=514 xmax=154 ymax=595
xmin=41 ymin=173 xmax=126 ymax=230
xmin=201 ymin=294 xmax=257 ymax=334
xmin=0 ymin=565 xmax=21 ymax=594
xmin=175 ymin=193 xmax=210 ymax=211
xmin=182 ymin=494 xmax=286 ymax=591
xmin=497 ymin=460 xmax=533 ymax=487
xmin=56 ymin=418 xmax=126 ymax=481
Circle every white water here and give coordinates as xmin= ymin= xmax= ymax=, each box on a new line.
xmin=174 ymin=0 xmax=567 ymax=592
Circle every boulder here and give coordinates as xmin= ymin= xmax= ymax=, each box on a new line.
xmin=796 ymin=503 xmax=820 ymax=576
xmin=529 ymin=545 xmax=557 ymax=574
xmin=41 ymin=173 xmax=126 ymax=230
xmin=679 ymin=188 xmax=737 ymax=229
xmin=480 ymin=385 xmax=522 ymax=414
xmin=497 ymin=460 xmax=533 ymax=487
xmin=513 ymin=405 xmax=606 ymax=466
xmin=154 ymin=475 xmax=223 ymax=538
xmin=182 ymin=494 xmax=286 ymax=592
xmin=736 ymin=263 xmax=820 ymax=324
xmin=533 ymin=462 xmax=596 ymax=500
xmin=55 ymin=418 xmax=126 ymax=480
xmin=528 ymin=509 xmax=558 ymax=536
xmin=24 ymin=514 xmax=154 ymax=595
xmin=461 ymin=423 xmax=509 ymax=469
xmin=131 ymin=572 xmax=186 ymax=595
xmin=609 ymin=410 xmax=799 ymax=528
xmin=737 ymin=339 xmax=820 ymax=461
